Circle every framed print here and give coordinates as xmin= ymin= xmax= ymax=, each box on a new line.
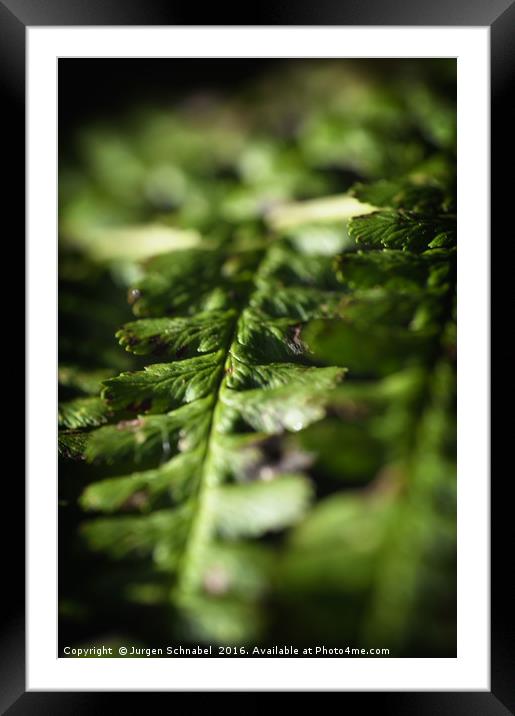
xmin=2 ymin=0 xmax=509 ymax=710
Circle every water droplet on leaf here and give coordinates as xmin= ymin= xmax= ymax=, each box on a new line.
xmin=127 ymin=288 xmax=141 ymax=305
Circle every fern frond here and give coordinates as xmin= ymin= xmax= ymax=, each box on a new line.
xmin=58 ymin=396 xmax=112 ymax=429
xmin=277 ymin=183 xmax=456 ymax=653
xmin=349 ymin=209 xmax=456 ymax=252
xmin=77 ymin=232 xmax=347 ymax=633
xmin=59 ymin=60 xmax=457 ymax=652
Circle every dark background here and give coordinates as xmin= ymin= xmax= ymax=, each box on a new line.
xmin=59 ymin=58 xmax=452 ymax=146
xmin=59 ymin=59 xmax=283 ymax=147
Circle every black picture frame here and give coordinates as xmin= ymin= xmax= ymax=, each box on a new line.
xmin=3 ymin=0 xmax=508 ymax=711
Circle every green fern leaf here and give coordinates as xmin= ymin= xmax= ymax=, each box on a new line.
xmin=78 ymin=233 xmax=346 ymax=624
xmin=350 ymin=178 xmax=454 ymax=214
xmin=349 ymin=209 xmax=456 ymax=252
xmin=58 ymin=431 xmax=89 ymax=459
xmin=116 ymin=311 xmax=235 ymax=357
xmin=58 ymin=396 xmax=112 ymax=429
xmin=212 ymin=474 xmax=313 ymax=539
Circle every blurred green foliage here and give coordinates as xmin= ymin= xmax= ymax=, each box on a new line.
xmin=59 ymin=59 xmax=456 ymax=657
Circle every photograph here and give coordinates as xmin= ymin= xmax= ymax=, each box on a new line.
xmin=57 ymin=58 xmax=457 ymax=659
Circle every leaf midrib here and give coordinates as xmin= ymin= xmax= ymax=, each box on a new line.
xmin=174 ymin=248 xmax=267 ymax=596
